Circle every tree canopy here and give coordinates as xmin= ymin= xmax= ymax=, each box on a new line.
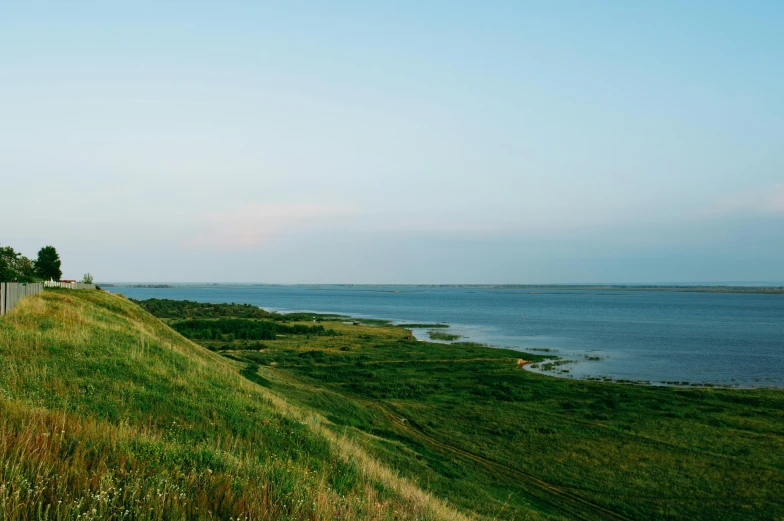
xmin=0 ymin=246 xmax=40 ymax=282
xmin=35 ymin=246 xmax=62 ymax=281
xmin=0 ymin=244 xmax=73 ymax=282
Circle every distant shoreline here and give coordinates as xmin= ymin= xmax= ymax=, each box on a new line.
xmin=100 ymin=284 xmax=174 ymax=289
xmin=99 ymin=283 xmax=784 ymax=294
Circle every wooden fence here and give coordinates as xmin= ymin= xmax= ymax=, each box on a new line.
xmin=0 ymin=282 xmax=43 ymax=316
xmin=44 ymin=281 xmax=96 ymax=290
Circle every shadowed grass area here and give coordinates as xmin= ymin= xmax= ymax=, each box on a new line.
xmin=0 ymin=290 xmax=471 ymax=521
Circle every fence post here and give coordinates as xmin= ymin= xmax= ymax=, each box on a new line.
xmin=1 ymin=283 xmax=5 ymax=315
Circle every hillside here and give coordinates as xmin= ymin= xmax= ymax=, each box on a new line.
xmin=0 ymin=290 xmax=469 ymax=521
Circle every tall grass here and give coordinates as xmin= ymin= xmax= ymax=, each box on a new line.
xmin=0 ymin=290 xmax=469 ymax=521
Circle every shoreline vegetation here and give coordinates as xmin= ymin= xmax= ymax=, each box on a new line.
xmin=98 ymin=282 xmax=784 ymax=294
xmin=131 ymin=296 xmax=783 ymax=520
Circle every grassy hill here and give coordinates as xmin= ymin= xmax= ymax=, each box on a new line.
xmin=3 ymin=290 xmax=783 ymax=521
xmin=0 ymin=290 xmax=468 ymax=521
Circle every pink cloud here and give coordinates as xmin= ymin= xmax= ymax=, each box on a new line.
xmin=706 ymin=184 xmax=784 ymax=216
xmin=183 ymin=203 xmax=354 ymax=250
xmin=770 ymin=186 xmax=784 ymax=212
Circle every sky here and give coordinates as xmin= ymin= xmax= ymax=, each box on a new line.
xmin=1 ymin=1 xmax=783 ymax=283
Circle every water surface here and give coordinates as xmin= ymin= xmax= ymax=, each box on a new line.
xmin=105 ymin=285 xmax=784 ymax=387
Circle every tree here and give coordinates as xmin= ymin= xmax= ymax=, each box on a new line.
xmin=0 ymin=246 xmax=38 ymax=282
xmin=0 ymin=246 xmax=17 ymax=281
xmin=82 ymin=273 xmax=94 ymax=284
xmin=15 ymin=255 xmax=38 ymax=282
xmin=36 ymin=246 xmax=62 ymax=281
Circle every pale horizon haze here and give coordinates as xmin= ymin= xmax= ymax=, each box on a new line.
xmin=1 ymin=1 xmax=783 ymax=283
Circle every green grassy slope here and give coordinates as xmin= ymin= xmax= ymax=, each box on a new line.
xmin=0 ymin=290 xmax=469 ymax=521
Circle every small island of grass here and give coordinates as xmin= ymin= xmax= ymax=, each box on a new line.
xmin=427 ymin=330 xmax=462 ymax=341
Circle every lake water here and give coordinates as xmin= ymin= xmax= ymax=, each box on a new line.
xmin=105 ymin=285 xmax=784 ymax=387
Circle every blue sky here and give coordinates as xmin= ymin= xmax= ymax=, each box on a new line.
xmin=1 ymin=1 xmax=782 ymax=283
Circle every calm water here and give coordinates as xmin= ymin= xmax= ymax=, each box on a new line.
xmin=106 ymin=285 xmax=784 ymax=387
